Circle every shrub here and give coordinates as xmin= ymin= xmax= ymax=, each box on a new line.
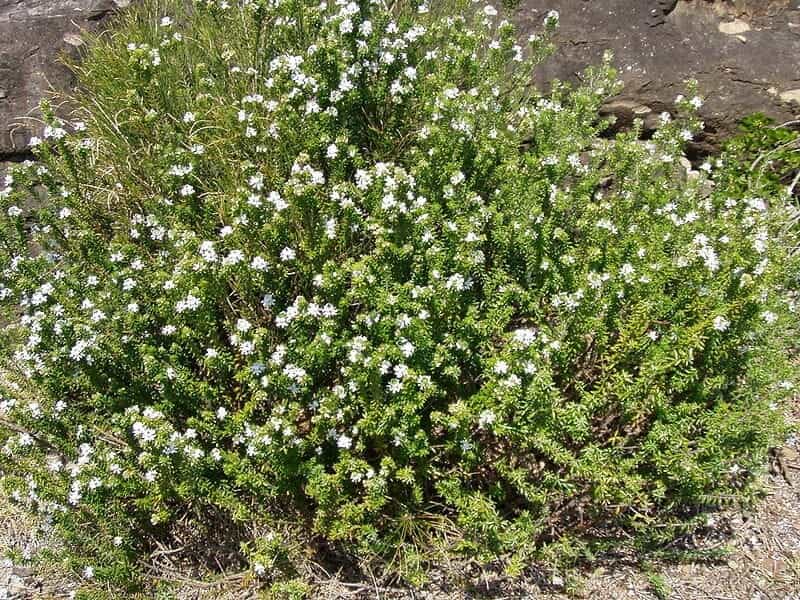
xmin=719 ymin=113 xmax=799 ymax=201
xmin=0 ymin=0 xmax=798 ymax=589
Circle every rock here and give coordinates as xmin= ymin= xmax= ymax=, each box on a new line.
xmin=63 ymin=33 xmax=86 ymax=47
xmin=718 ymin=19 xmax=751 ymax=35
xmin=599 ymin=100 xmax=661 ymax=131
xmin=517 ymin=0 xmax=800 ymax=153
xmin=780 ymin=89 xmax=800 ymax=105
xmin=0 ymin=0 xmax=126 ymax=159
xmin=0 ymin=0 xmax=798 ymax=162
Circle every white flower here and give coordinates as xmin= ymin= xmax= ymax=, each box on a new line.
xmin=280 ymin=247 xmax=296 ymax=261
xmin=83 ymin=566 xmax=94 ymax=579
xmin=712 ymin=316 xmax=730 ymax=332
xmin=512 ymin=328 xmax=536 ymax=347
xmin=450 ymin=171 xmax=465 ymax=185
xmin=478 ymin=409 xmax=496 ymax=428
xmin=337 ymin=434 xmax=353 ymax=449
xmin=445 ymin=273 xmax=466 ymax=291
xmin=180 ymin=184 xmax=195 ymax=196
xmin=483 ymin=5 xmax=497 ymax=17
xmin=222 ymin=249 xmax=244 ymax=266
xmin=268 ymin=190 xmax=287 ymax=211
xmin=216 ymin=407 xmax=228 ymax=420
xmin=443 ymin=87 xmax=460 ymax=100
xmin=284 ymin=363 xmax=307 ymax=382
xmin=236 ymin=318 xmax=252 ymax=332
xmin=168 ymin=164 xmax=193 ymax=178
xmin=160 ymin=16 xmax=173 ymax=27
xmin=326 ymin=143 xmax=338 ymax=159
xmin=620 ymin=263 xmax=635 ymax=280
xmin=199 ymin=241 xmax=217 ymax=262
xmin=587 ymin=271 xmax=609 ymax=289
xmin=762 ymin=311 xmax=777 ymax=324
xmin=251 ymin=256 xmax=270 ymax=271
xmin=175 ymin=294 xmax=202 ymax=313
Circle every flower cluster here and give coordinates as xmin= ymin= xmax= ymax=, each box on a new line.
xmin=0 ymin=0 xmax=797 ymax=588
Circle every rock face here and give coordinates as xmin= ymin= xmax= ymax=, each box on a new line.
xmin=519 ymin=0 xmax=800 ymax=154
xmin=0 ymin=0 xmax=127 ymax=161
xmin=0 ymin=0 xmax=798 ymax=165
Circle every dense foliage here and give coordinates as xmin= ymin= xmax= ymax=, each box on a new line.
xmin=0 ymin=0 xmax=798 ymax=590
xmin=720 ymin=113 xmax=799 ymax=201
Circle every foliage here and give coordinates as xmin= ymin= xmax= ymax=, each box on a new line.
xmin=719 ymin=113 xmax=800 ymax=200
xmin=0 ymin=0 xmax=798 ymax=590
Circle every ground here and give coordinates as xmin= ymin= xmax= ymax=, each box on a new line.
xmin=2 ymin=431 xmax=800 ymax=599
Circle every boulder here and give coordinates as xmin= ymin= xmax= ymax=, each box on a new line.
xmin=0 ymin=0 xmax=127 ymax=159
xmin=518 ymin=0 xmax=800 ymax=154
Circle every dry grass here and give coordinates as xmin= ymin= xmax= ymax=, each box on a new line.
xmin=3 ymin=440 xmax=799 ymax=599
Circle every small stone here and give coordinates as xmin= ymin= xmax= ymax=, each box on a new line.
xmin=779 ymin=89 xmax=800 ymax=105
xmin=718 ymin=19 xmax=751 ymax=35
xmin=63 ymin=33 xmax=84 ymax=47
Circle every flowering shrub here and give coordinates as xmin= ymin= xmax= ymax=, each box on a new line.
xmin=1 ymin=0 xmax=798 ymax=588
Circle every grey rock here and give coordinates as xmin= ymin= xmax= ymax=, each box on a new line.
xmin=0 ymin=0 xmax=123 ymax=158
xmin=0 ymin=0 xmax=798 ymax=163
xmin=519 ymin=0 xmax=800 ymax=154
